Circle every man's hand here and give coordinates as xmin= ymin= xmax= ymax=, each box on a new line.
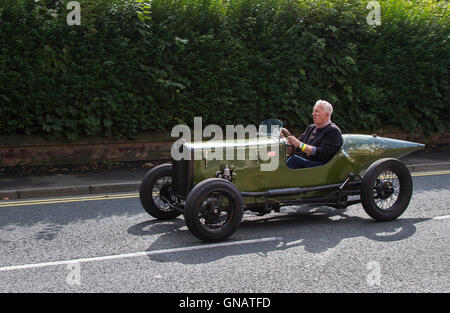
xmin=286 ymin=136 xmax=301 ymax=150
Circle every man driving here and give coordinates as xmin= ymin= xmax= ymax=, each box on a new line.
xmin=285 ymin=100 xmax=343 ymax=169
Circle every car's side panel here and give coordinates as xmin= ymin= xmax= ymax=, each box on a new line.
xmin=186 ymin=134 xmax=424 ymax=204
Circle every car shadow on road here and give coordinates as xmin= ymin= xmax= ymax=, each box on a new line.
xmin=127 ymin=206 xmax=430 ymax=264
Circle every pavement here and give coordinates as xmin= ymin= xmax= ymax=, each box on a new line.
xmin=0 ymin=149 xmax=449 ymax=200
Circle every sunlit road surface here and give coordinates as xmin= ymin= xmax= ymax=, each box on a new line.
xmin=0 ymin=171 xmax=448 ymax=292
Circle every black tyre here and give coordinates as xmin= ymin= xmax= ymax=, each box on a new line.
xmin=184 ymin=178 xmax=244 ymax=242
xmin=139 ymin=164 xmax=182 ymax=220
xmin=361 ymin=158 xmax=413 ymax=221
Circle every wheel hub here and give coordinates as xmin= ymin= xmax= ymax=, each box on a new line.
xmin=159 ymin=184 xmax=172 ymax=201
xmin=376 ymin=180 xmax=394 ymax=200
xmin=202 ymin=198 xmax=222 ymax=223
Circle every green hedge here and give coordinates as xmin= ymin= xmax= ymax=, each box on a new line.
xmin=0 ymin=0 xmax=448 ymax=140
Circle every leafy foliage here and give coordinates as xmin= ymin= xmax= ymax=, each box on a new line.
xmin=0 ymin=0 xmax=448 ymax=140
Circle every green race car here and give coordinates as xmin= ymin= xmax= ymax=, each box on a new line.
xmin=139 ymin=119 xmax=424 ymax=242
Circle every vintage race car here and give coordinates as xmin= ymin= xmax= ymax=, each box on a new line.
xmin=139 ymin=119 xmax=424 ymax=242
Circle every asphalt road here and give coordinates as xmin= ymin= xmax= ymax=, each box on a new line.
xmin=0 ymin=172 xmax=449 ymax=293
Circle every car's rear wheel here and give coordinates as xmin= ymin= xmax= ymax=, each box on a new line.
xmin=360 ymin=158 xmax=412 ymax=221
xmin=139 ymin=164 xmax=182 ymax=220
xmin=184 ymin=178 xmax=244 ymax=242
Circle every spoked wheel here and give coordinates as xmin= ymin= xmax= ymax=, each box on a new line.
xmin=361 ymin=158 xmax=412 ymax=221
xmin=184 ymin=178 xmax=244 ymax=242
xmin=139 ymin=164 xmax=182 ymax=220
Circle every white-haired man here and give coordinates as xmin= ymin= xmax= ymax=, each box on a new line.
xmin=285 ymin=100 xmax=343 ymax=169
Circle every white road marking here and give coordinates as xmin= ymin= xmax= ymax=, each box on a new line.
xmin=433 ymin=215 xmax=450 ymax=220
xmin=0 ymin=237 xmax=282 ymax=272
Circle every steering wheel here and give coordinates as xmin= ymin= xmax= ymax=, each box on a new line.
xmin=280 ymin=128 xmax=294 ymax=158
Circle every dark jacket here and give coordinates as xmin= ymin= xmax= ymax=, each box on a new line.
xmin=298 ymin=122 xmax=343 ymax=163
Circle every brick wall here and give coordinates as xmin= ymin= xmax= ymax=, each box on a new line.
xmin=0 ymin=132 xmax=173 ymax=167
xmin=0 ymin=142 xmax=173 ymax=167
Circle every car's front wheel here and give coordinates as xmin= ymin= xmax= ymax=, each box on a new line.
xmin=184 ymin=178 xmax=244 ymax=242
xmin=139 ymin=164 xmax=182 ymax=220
xmin=360 ymin=158 xmax=412 ymax=221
